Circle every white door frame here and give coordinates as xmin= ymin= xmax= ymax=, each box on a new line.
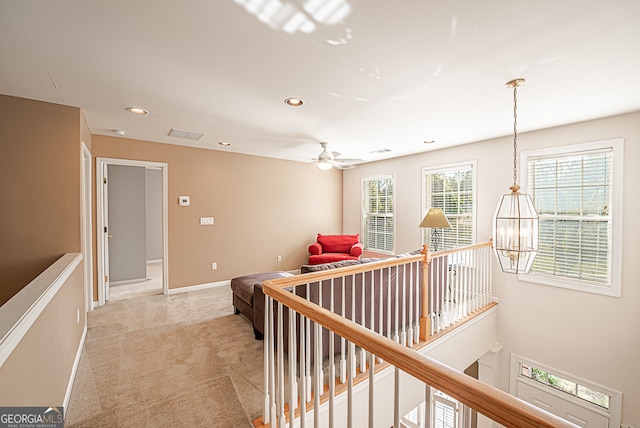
xmin=96 ymin=157 xmax=169 ymax=305
xmin=81 ymin=142 xmax=93 ymax=312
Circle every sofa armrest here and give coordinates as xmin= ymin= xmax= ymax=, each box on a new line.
xmin=253 ymin=283 xmax=266 ymax=335
xmin=308 ymin=242 xmax=323 ymax=255
xmin=350 ymin=242 xmax=364 ymax=257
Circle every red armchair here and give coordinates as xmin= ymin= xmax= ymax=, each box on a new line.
xmin=308 ymin=234 xmax=364 ymax=265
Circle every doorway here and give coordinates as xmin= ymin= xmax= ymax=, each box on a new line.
xmin=96 ymin=157 xmax=168 ymax=305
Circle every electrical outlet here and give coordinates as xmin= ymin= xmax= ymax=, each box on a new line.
xmin=211 ymin=262 xmax=217 ymax=270
xmin=277 ymin=255 xmax=282 ymax=262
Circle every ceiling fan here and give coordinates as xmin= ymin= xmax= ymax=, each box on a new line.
xmin=314 ymin=142 xmax=362 ymax=170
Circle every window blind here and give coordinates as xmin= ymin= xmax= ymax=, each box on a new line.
xmin=363 ymin=176 xmax=394 ymax=253
xmin=423 ymin=165 xmax=474 ymax=250
xmin=527 ymin=149 xmax=612 ymax=285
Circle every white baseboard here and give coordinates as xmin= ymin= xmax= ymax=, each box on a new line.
xmin=64 ymin=323 xmax=87 ymax=413
xmin=110 ymin=277 xmax=148 ymax=286
xmin=167 ymin=280 xmax=230 ymax=295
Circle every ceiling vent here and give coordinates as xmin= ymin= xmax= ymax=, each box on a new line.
xmin=168 ymin=128 xmax=203 ymax=141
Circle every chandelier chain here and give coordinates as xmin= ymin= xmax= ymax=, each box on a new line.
xmin=512 ymin=85 xmax=518 ymax=186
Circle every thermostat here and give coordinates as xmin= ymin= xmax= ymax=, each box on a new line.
xmin=178 ymin=196 xmax=190 ymax=206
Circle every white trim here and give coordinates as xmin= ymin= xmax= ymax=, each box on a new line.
xmin=167 ymin=280 xmax=230 ymax=295
xmin=518 ymin=138 xmax=624 ymax=297
xmin=96 ymin=157 xmax=169 ymax=305
xmin=63 ymin=323 xmax=87 ymax=413
xmin=0 ymin=253 xmax=83 ymax=368
xmin=80 ymin=142 xmax=93 ymax=312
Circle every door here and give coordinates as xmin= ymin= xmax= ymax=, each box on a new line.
xmin=107 ymin=164 xmax=147 ymax=285
xmin=517 ymin=381 xmax=609 ymax=428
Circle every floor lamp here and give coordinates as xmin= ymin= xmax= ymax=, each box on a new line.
xmin=419 ymin=208 xmax=451 ymax=252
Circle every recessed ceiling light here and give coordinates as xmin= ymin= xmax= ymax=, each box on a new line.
xmin=218 ymin=141 xmax=231 ymax=146
xmin=284 ymin=97 xmax=304 ymax=107
xmin=126 ymin=106 xmax=149 ymax=115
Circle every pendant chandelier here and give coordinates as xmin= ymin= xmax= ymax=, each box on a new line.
xmin=492 ymin=79 xmax=539 ymax=274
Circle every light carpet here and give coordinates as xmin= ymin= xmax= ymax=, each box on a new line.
xmin=65 ymin=286 xmax=263 ymax=427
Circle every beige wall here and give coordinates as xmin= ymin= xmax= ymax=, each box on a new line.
xmin=0 ymin=95 xmax=82 ymax=306
xmin=343 ymin=112 xmax=640 ymax=425
xmin=0 ymin=260 xmax=85 ymax=406
xmin=92 ymin=135 xmax=343 ymax=294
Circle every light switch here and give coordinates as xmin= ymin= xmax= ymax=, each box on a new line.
xmin=178 ymin=196 xmax=190 ymax=206
xmin=200 ymin=217 xmax=214 ymax=225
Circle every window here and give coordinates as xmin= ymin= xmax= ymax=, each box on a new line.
xmin=362 ymin=175 xmax=394 ymax=253
xmin=422 ymin=162 xmax=476 ymax=251
xmin=521 ymin=139 xmax=623 ymax=296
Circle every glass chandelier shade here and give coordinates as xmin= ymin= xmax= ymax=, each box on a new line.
xmin=492 ymin=79 xmax=539 ymax=274
xmin=493 ymin=184 xmax=539 ymax=274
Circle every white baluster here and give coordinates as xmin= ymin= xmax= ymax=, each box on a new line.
xmin=264 ymin=296 xmax=273 ymax=424
xmin=347 ymin=341 xmax=354 ymax=428
xmin=407 ymin=261 xmax=414 ymax=346
xmin=394 ymin=267 xmax=399 ymax=344
xmin=288 ymin=308 xmax=298 ymax=419
xmin=277 ymin=302 xmax=286 ymax=428
xmin=393 ymin=366 xmax=400 ymax=428
xmin=368 ymin=352 xmax=375 ymax=428
xmin=360 ymin=273 xmax=366 ymax=372
xmin=329 ymin=279 xmax=335 ymax=428
xmin=299 ymin=313 xmax=307 ymax=428
xmin=314 ymin=322 xmax=321 ymax=428
xmin=305 ymin=283 xmax=312 ymax=400
xmin=317 ymin=281 xmax=324 ymax=394
xmin=351 ymin=274 xmax=357 ymax=378
xmin=340 ymin=278 xmax=346 ymax=384
xmin=400 ymin=267 xmax=407 ymax=347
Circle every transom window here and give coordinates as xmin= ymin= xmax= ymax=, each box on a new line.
xmin=362 ymin=175 xmax=394 ymax=254
xmin=422 ymin=162 xmax=476 ymax=251
xmin=521 ymin=139 xmax=623 ymax=296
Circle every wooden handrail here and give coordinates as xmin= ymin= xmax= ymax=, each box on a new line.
xmin=262 ymin=274 xmax=576 ymax=428
xmin=429 ymin=240 xmax=493 ymax=258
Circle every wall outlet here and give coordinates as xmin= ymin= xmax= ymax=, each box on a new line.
xmin=211 ymin=262 xmax=217 ymax=270
xmin=277 ymin=255 xmax=282 ymax=262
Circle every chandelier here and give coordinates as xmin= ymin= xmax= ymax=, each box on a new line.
xmin=492 ymin=79 xmax=539 ymax=274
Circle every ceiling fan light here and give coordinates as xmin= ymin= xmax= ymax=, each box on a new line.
xmin=317 ymin=158 xmax=333 ymax=170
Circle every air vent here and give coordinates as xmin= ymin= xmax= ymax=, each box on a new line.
xmin=168 ymin=129 xmax=203 ymax=141
xmin=370 ymin=148 xmax=391 ymax=154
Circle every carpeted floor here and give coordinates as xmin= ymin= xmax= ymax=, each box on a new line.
xmin=65 ymin=286 xmax=264 ymax=427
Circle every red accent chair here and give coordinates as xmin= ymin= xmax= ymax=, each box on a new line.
xmin=308 ymin=233 xmax=364 ymax=265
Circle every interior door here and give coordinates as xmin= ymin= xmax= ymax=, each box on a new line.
xmin=102 ymin=162 xmax=111 ymax=302
xmin=517 ymin=381 xmax=609 ymax=428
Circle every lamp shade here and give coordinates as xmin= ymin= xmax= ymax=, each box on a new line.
xmin=492 ymin=186 xmax=539 ymax=274
xmin=419 ymin=208 xmax=451 ymax=229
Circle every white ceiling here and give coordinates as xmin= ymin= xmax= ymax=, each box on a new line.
xmin=1 ymin=0 xmax=639 ymax=165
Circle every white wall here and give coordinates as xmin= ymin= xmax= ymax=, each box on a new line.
xmin=343 ymin=112 xmax=640 ymax=426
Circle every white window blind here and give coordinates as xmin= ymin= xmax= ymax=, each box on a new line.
xmin=433 ymin=394 xmax=458 ymax=428
xmin=423 ymin=163 xmax=475 ymax=250
xmin=522 ymin=139 xmax=623 ymax=296
xmin=363 ymin=175 xmax=394 ymax=253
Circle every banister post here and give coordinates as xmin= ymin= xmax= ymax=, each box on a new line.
xmin=420 ymin=243 xmax=431 ymax=341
